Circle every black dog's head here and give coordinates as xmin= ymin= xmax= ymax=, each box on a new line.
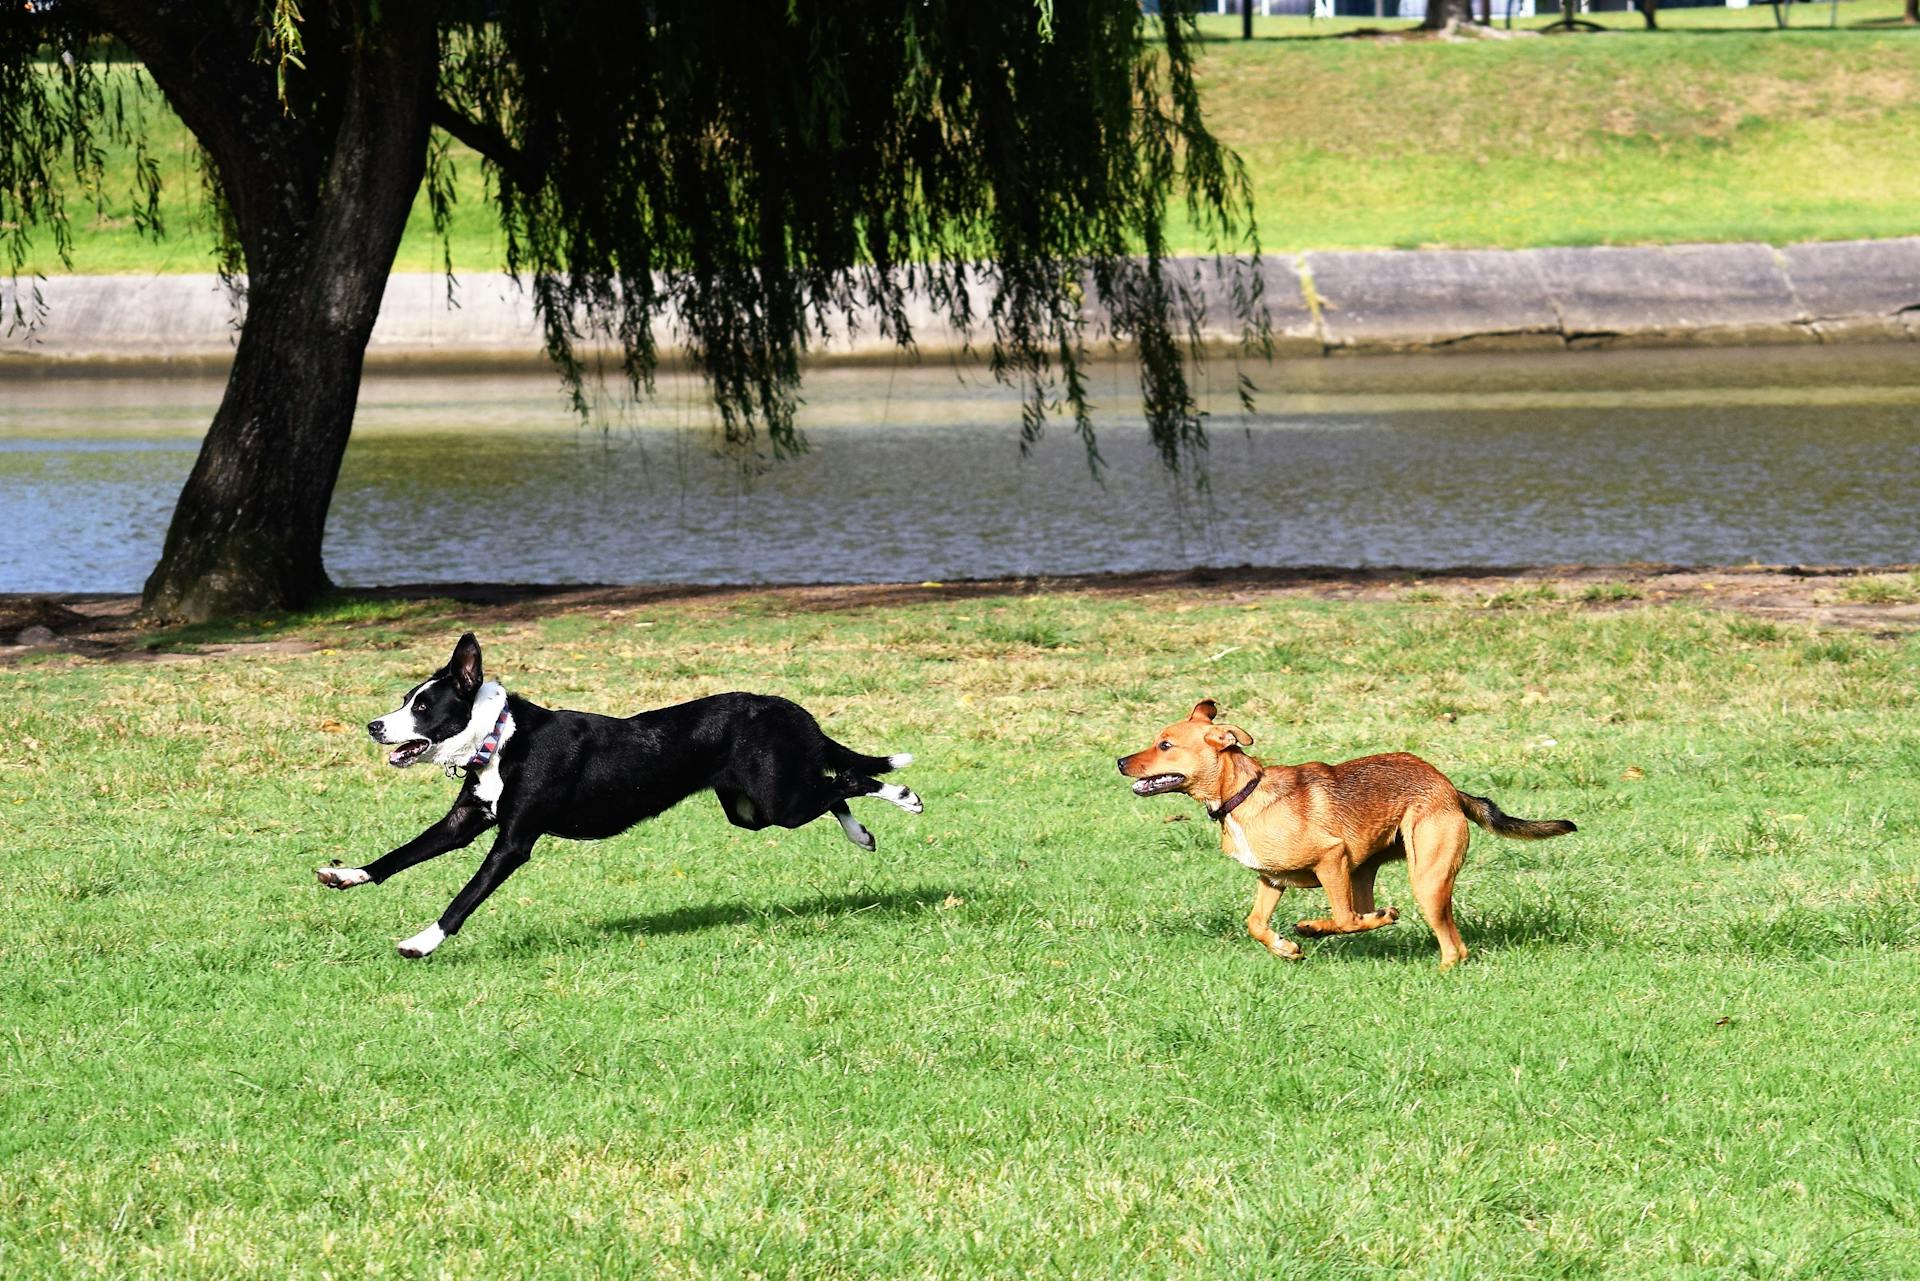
xmin=368 ymin=633 xmax=487 ymax=768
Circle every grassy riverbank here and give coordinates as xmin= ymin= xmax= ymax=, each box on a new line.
xmin=16 ymin=0 xmax=1920 ymax=276
xmin=4 ymin=582 xmax=1918 ymax=1277
xmin=1194 ymin=0 xmax=1920 ymax=250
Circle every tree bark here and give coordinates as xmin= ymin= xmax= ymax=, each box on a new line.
xmin=1421 ymin=0 xmax=1477 ymax=29
xmin=1906 ymin=0 xmax=1917 ymax=26
xmin=122 ymin=9 xmax=439 ymax=620
xmin=141 ymin=282 xmax=386 ymax=619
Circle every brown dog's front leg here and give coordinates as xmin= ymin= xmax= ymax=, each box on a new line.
xmin=1295 ymin=859 xmax=1399 ymax=937
xmin=1246 ymin=880 xmax=1303 ymax=960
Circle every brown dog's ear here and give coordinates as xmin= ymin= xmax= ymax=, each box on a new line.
xmin=1188 ymin=699 xmax=1219 ymax=723
xmin=1203 ymin=724 xmax=1254 ymax=751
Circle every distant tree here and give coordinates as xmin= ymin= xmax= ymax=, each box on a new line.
xmin=1422 ymin=0 xmax=1477 ymax=30
xmin=0 ymin=2 xmax=1259 ymax=621
xmin=1906 ymin=0 xmax=1916 ymax=26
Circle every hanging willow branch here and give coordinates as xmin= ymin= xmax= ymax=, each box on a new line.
xmin=435 ymin=0 xmax=1264 ymax=475
xmin=5 ymin=1 xmax=1263 ymax=478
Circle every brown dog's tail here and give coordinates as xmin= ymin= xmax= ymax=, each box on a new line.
xmin=1456 ymin=791 xmax=1576 ymax=840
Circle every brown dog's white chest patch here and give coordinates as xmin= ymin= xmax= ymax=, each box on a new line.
xmin=1222 ymin=815 xmax=1264 ymax=870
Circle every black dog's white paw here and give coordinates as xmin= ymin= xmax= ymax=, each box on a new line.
xmin=317 ymin=866 xmax=372 ymax=889
xmin=874 ymin=783 xmax=923 ymax=815
xmin=396 ymin=924 xmax=445 ymax=958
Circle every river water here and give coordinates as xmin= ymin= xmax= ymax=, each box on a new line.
xmin=3 ymin=345 xmax=1918 ymax=593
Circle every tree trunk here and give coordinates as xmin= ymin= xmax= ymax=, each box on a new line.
xmin=1422 ymin=0 xmax=1477 ymax=29
xmin=136 ymin=15 xmax=437 ymax=621
xmin=140 ymin=285 xmax=384 ymax=619
xmin=1907 ymin=0 xmax=1917 ymax=26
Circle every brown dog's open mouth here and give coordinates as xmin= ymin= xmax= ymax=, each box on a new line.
xmin=1130 ymin=773 xmax=1186 ymax=797
xmin=386 ymin=739 xmax=433 ymax=768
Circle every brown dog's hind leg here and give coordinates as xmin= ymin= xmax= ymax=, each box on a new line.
xmin=1351 ymin=851 xmax=1395 ymax=918
xmin=1295 ymin=858 xmax=1400 ymax=937
xmin=1246 ymin=880 xmax=1303 ymax=960
xmin=1408 ymin=812 xmax=1470 ymax=968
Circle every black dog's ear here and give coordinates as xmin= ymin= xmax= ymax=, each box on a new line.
xmin=450 ymin=632 xmax=483 ymax=694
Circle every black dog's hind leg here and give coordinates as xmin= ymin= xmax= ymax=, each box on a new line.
xmin=808 ymin=776 xmax=924 ymax=851
xmin=396 ymin=824 xmax=539 ymax=958
xmin=829 ymin=801 xmax=876 ymax=851
xmin=838 ymin=773 xmax=924 ymax=816
xmin=837 ymin=773 xmax=923 ymax=850
xmin=319 ymin=800 xmax=495 ymax=889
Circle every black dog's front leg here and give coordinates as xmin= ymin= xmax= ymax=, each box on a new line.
xmin=395 ymin=824 xmax=540 ymax=958
xmin=317 ymin=800 xmax=495 ymax=890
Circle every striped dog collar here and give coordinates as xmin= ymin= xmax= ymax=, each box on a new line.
xmin=450 ymin=703 xmax=513 ymax=777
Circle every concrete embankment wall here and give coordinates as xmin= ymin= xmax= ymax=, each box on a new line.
xmin=3 ymin=239 xmax=1917 ymax=370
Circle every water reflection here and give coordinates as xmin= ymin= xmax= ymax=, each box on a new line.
xmin=2 ymin=344 xmax=1917 ymax=593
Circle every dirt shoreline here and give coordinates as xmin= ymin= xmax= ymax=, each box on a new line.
xmin=5 ymin=562 xmax=1918 ymax=662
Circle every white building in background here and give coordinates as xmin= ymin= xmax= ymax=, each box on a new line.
xmin=1214 ymin=0 xmax=1753 ymax=15
xmin=1212 ymin=0 xmax=1537 ymax=17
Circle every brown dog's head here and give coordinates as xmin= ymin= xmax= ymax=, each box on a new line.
xmin=1115 ymin=699 xmax=1255 ymax=798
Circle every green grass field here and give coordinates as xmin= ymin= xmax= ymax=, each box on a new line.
xmin=5 ymin=587 xmax=1919 ymax=1277
xmin=1194 ymin=0 xmax=1920 ymax=250
xmin=15 ymin=0 xmax=1919 ymax=276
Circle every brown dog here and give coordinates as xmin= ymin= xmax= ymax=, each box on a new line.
xmin=1117 ymin=700 xmax=1575 ymax=968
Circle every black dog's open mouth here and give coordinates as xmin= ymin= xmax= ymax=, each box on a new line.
xmin=1130 ymin=773 xmax=1186 ymax=797
xmin=386 ymin=739 xmax=433 ymax=769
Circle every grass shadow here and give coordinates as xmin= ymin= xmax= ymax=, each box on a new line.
xmin=1170 ymin=895 xmax=1603 ymax=964
xmin=1326 ymin=898 xmax=1603 ymax=962
xmin=594 ymin=884 xmax=961 ymax=939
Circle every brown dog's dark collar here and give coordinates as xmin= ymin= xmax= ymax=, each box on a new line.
xmin=1208 ymin=771 xmax=1262 ymax=823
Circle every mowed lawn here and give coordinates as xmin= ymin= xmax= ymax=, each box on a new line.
xmin=1192 ymin=1 xmax=1920 ymax=251
xmin=3 ymin=587 xmax=1918 ymax=1278
xmin=16 ymin=0 xmax=1920 ymax=275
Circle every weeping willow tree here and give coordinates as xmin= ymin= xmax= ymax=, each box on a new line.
xmin=1 ymin=1 xmax=1261 ymax=621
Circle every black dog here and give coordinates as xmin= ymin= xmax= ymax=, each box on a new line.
xmin=318 ymin=633 xmax=921 ymax=957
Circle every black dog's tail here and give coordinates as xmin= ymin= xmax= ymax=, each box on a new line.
xmin=826 ymin=739 xmax=911 ymax=776
xmin=1456 ymin=791 xmax=1576 ymax=840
